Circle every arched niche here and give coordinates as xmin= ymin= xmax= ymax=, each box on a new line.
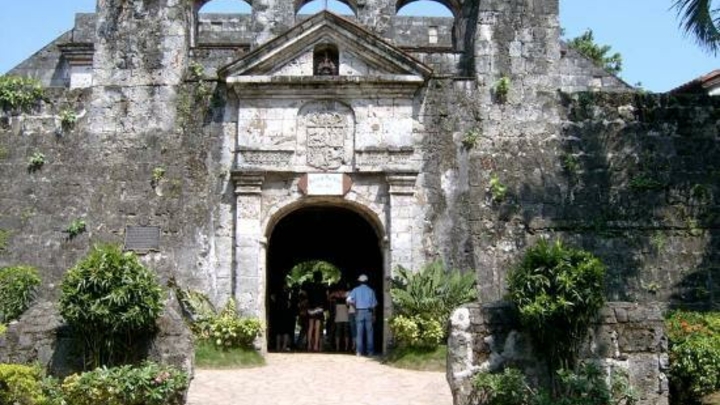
xmin=313 ymin=44 xmax=340 ymax=76
xmin=296 ymin=0 xmax=356 ymax=16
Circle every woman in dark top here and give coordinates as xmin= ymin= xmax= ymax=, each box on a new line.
xmin=305 ymin=271 xmax=327 ymax=352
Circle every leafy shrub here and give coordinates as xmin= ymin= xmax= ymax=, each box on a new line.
xmin=0 ymin=75 xmax=44 ymax=112
xmin=474 ymin=368 xmax=530 ymax=405
xmin=389 ymin=315 xmax=444 ymax=349
xmin=0 ymin=323 xmax=6 ymax=335
xmin=507 ymin=239 xmax=605 ymax=372
xmin=197 ymin=299 xmax=262 ymax=349
xmin=390 ymin=260 xmax=476 ymax=348
xmin=665 ymin=311 xmax=720 ymax=403
xmin=0 ymin=265 xmax=41 ymax=322
xmin=536 ymin=363 xmax=637 ymax=405
xmin=59 ymin=244 xmax=164 ymax=369
xmin=62 ymin=361 xmax=189 ymax=405
xmin=174 ymin=285 xmax=262 ymax=350
xmin=0 ymin=363 xmax=57 ymax=405
xmin=473 ymin=364 xmax=637 ymax=405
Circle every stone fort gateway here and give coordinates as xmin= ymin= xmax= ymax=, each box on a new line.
xmin=1 ymin=0 xmax=719 ymax=403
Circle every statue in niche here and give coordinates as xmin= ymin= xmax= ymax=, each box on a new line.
xmin=315 ymin=52 xmax=337 ymax=75
xmin=313 ymin=44 xmax=339 ymax=76
xmin=304 ymin=105 xmax=347 ymax=170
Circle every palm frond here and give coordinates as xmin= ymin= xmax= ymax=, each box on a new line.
xmin=674 ymin=0 xmax=720 ymax=55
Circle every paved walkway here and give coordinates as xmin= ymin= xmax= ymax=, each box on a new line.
xmin=187 ymin=353 xmax=454 ymax=405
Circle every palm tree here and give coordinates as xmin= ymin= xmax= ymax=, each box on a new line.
xmin=673 ymin=0 xmax=720 ymax=55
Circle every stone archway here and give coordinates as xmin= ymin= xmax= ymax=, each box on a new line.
xmin=265 ymin=204 xmax=384 ymax=353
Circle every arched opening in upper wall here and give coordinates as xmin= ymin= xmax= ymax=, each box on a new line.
xmin=296 ymin=0 xmax=356 ymax=17
xmin=193 ymin=0 xmax=252 ymax=46
xmin=396 ymin=0 xmax=456 ymax=48
xmin=397 ymin=0 xmax=455 ymax=17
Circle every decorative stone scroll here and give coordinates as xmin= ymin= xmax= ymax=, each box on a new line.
xmin=238 ymin=150 xmax=293 ymax=167
xmin=355 ymin=149 xmax=415 ymax=168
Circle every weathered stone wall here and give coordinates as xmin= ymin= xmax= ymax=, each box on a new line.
xmin=1 ymin=0 xmax=716 ymax=318
xmin=416 ymin=77 xmax=719 ymax=308
xmin=448 ymin=302 xmax=669 ymax=405
xmin=0 ymin=296 xmax=194 ymax=377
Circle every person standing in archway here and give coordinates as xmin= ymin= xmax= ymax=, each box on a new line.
xmin=306 ymin=271 xmax=327 ymax=352
xmin=347 ymin=274 xmax=377 ymax=357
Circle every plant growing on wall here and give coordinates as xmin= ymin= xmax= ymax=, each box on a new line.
xmin=489 ymin=174 xmax=508 ymax=202
xmin=566 ymin=29 xmax=623 ymax=75
xmin=494 ymin=76 xmax=510 ymax=103
xmin=27 ymin=152 xmax=45 ymax=172
xmin=0 ymin=265 xmax=41 ymax=323
xmin=59 ymin=108 xmax=78 ymax=131
xmin=65 ymin=219 xmax=86 ymax=240
xmin=59 ymin=244 xmax=164 ymax=369
xmin=0 ymin=75 xmax=44 ymax=112
xmin=152 ymin=166 xmax=166 ymax=187
xmin=0 ymin=229 xmax=10 ymax=254
xmin=462 ymin=129 xmax=481 ymax=149
xmin=507 ymin=239 xmax=606 ymax=379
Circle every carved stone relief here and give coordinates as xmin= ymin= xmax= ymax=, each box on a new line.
xmin=299 ymin=101 xmax=354 ymax=170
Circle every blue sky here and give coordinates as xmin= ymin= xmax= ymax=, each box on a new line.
xmin=0 ymin=0 xmax=716 ymax=92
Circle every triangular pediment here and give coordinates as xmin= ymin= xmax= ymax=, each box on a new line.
xmin=218 ymin=11 xmax=432 ymax=81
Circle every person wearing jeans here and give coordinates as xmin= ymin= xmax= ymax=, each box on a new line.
xmin=347 ymin=274 xmax=377 ymax=356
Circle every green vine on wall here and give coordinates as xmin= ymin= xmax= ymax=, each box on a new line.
xmin=0 ymin=75 xmax=44 ymax=112
xmin=489 ymin=174 xmax=508 ymax=202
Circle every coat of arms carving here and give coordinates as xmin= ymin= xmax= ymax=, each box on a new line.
xmin=305 ymin=109 xmax=347 ymax=169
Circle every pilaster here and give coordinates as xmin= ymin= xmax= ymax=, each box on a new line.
xmin=386 ymin=173 xmax=420 ymax=274
xmin=232 ymin=173 xmax=265 ymax=317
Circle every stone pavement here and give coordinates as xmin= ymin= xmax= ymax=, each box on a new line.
xmin=187 ymin=353 xmax=454 ymax=405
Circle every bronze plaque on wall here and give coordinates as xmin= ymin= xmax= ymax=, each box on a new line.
xmin=124 ymin=226 xmax=160 ymax=252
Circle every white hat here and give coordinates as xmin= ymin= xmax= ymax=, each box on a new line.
xmin=358 ymin=274 xmax=368 ymax=282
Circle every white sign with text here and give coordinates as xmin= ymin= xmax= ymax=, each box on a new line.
xmin=307 ymin=173 xmax=345 ymax=195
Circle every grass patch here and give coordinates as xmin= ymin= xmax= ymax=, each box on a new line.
xmin=383 ymin=345 xmax=447 ymax=372
xmin=194 ymin=340 xmax=265 ymax=369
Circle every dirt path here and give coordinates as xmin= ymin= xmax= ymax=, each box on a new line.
xmin=187 ymin=353 xmax=454 ymax=405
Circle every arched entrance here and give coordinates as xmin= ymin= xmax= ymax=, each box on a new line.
xmin=265 ymin=204 xmax=384 ymax=353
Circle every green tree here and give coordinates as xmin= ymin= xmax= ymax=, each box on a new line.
xmin=507 ymin=239 xmax=606 ymax=378
xmin=674 ymin=0 xmax=720 ymax=55
xmin=59 ymin=244 xmax=164 ymax=369
xmin=567 ymin=29 xmax=623 ymax=75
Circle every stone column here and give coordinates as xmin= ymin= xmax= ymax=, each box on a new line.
xmin=233 ymin=173 xmax=265 ymax=318
xmin=386 ymin=173 xmax=419 ymax=274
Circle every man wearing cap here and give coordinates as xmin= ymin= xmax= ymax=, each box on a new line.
xmin=347 ymin=274 xmax=378 ymax=356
